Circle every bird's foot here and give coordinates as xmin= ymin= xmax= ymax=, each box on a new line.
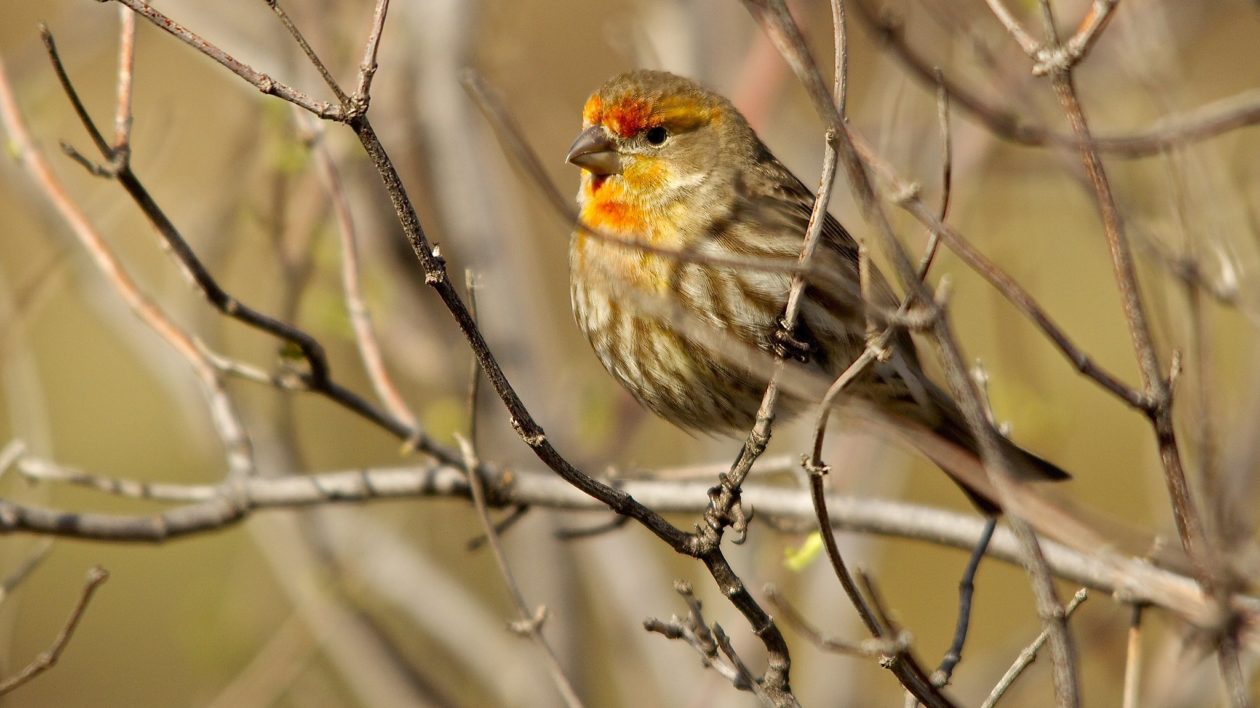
xmin=772 ymin=317 xmax=814 ymax=364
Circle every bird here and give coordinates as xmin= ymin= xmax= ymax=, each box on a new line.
xmin=564 ymin=69 xmax=1067 ymax=511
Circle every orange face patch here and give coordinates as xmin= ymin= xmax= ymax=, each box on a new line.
xmin=583 ymin=197 xmax=641 ymax=233
xmin=585 ymin=86 xmax=721 ymax=140
xmin=581 ymin=177 xmax=643 ymax=233
xmin=581 ymin=94 xmax=603 ymax=127
xmin=603 ymin=98 xmax=653 ymax=138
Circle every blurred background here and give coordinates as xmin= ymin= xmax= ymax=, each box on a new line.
xmin=2 ymin=0 xmax=1260 ymax=705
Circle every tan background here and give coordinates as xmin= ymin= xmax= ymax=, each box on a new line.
xmin=2 ymin=0 xmax=1259 ymax=705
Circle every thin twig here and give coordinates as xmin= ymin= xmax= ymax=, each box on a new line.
xmin=980 ymin=0 xmax=1042 ymax=56
xmin=301 ymin=111 xmax=419 ymax=433
xmin=454 ymin=437 xmax=583 ymax=708
xmin=831 ymin=0 xmax=848 ymax=113
xmin=1042 ymin=4 xmax=1214 ymax=595
xmin=108 ymin=0 xmax=342 ymax=119
xmin=451 ymin=278 xmax=581 ymax=707
xmin=853 ymin=1 xmax=1260 ymax=158
xmin=845 ymin=127 xmax=1148 ymax=411
xmin=743 ymin=2 xmax=1079 ymax=704
xmin=464 ymin=271 xmax=481 ymax=448
xmin=644 ymin=582 xmax=774 ymax=704
xmin=979 ymin=588 xmax=1088 ymax=708
xmin=1062 ymin=1 xmax=1120 ymax=70
xmin=553 ymin=515 xmax=630 ymax=541
xmin=804 ymin=471 xmax=954 ymax=708
xmin=466 ymin=505 xmax=531 ymax=550
xmin=0 ymin=541 xmax=55 ymax=602
xmin=808 ymin=346 xmax=883 ymax=465
xmin=39 ymin=26 xmax=112 ymax=162
xmin=766 ymin=586 xmax=904 ymax=657
xmin=112 ymin=5 xmax=135 ymax=153
xmin=713 ymin=624 xmax=775 ymax=707
xmin=1121 ymin=604 xmax=1143 ymax=708
xmin=4 ymin=33 xmax=256 ymax=481
xmin=807 ymin=473 xmax=881 ymax=639
xmin=934 ymin=517 xmax=997 ymax=686
xmin=261 ymin=0 xmax=350 ymax=106
xmin=0 ymin=566 xmax=110 ymax=696
xmin=351 ymin=0 xmax=390 ymax=110
xmin=918 ymin=69 xmax=951 ymax=278
xmin=705 ymin=120 xmax=842 ymax=546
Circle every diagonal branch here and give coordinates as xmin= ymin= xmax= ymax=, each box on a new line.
xmin=110 ymin=0 xmax=342 ymax=118
xmin=853 ymin=1 xmax=1260 ymax=159
xmin=742 ymin=1 xmax=1080 ymax=704
xmin=107 ymin=0 xmax=796 ymax=698
xmin=0 ymin=566 xmax=110 ymax=696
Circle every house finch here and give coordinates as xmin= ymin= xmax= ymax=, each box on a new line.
xmin=566 ymin=70 xmax=1066 ymax=509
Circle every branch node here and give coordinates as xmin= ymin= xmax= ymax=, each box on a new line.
xmin=508 ymin=605 xmax=548 ymax=635
xmin=891 ymin=181 xmax=921 ymax=205
xmin=59 ymin=142 xmax=116 ymax=177
xmin=509 ymin=418 xmax=547 ymax=447
xmin=1166 ymin=348 xmax=1183 ymax=394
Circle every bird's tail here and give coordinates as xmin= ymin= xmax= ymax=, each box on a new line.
xmin=839 ymin=370 xmax=1135 ymax=555
xmin=900 ymin=379 xmax=1070 ymax=515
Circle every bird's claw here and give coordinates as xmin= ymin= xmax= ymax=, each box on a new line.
xmin=772 ymin=318 xmax=814 ymax=363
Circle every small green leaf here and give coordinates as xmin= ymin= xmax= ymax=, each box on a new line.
xmin=784 ymin=532 xmax=824 ymax=572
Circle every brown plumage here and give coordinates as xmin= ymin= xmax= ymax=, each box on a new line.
xmin=566 ymin=70 xmax=1066 ymax=511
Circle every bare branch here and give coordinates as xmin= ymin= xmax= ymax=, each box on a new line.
xmin=713 ymin=624 xmax=776 ymax=707
xmin=351 ymin=0 xmax=390 ymax=109
xmin=299 ymin=112 xmax=419 ymax=432
xmin=2 ymin=36 xmax=256 ymax=481
xmin=743 ymin=3 xmax=1079 ymax=703
xmin=1062 ymin=1 xmax=1120 ymax=69
xmin=0 ymin=439 xmax=26 ymax=480
xmin=1046 ymin=23 xmax=1214 ymax=598
xmin=454 ymin=436 xmax=583 ymax=708
xmin=645 ymin=582 xmax=776 ymax=705
xmin=766 ymin=586 xmax=905 ymax=658
xmin=980 ymin=589 xmax=1088 ymax=708
xmin=0 ymin=541 xmax=55 ymax=602
xmin=853 ymin=1 xmax=1260 ymax=158
xmin=262 ymin=0 xmax=350 ymax=107
xmin=934 ymin=517 xmax=998 ymax=687
xmin=845 ymin=128 xmax=1148 ymax=411
xmin=1122 ymin=604 xmax=1143 ymax=708
xmin=10 ymin=457 xmax=1260 ymax=642
xmin=0 ymin=566 xmax=110 ymax=696
xmin=107 ymin=0 xmax=342 ymax=119
xmin=981 ymin=0 xmax=1042 ymax=56
xmin=806 ymin=469 xmax=955 ymax=708
xmin=112 ymin=6 xmax=135 ymax=153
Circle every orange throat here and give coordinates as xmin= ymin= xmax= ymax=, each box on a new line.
xmin=580 ymin=175 xmax=649 ymax=235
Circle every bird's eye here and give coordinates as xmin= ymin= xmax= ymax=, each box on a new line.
xmin=644 ymin=126 xmax=668 ymax=146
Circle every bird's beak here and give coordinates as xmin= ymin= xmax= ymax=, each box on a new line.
xmin=565 ymin=126 xmax=623 ymax=176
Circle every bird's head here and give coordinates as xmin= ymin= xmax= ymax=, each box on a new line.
xmin=566 ymin=70 xmax=750 ymax=218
